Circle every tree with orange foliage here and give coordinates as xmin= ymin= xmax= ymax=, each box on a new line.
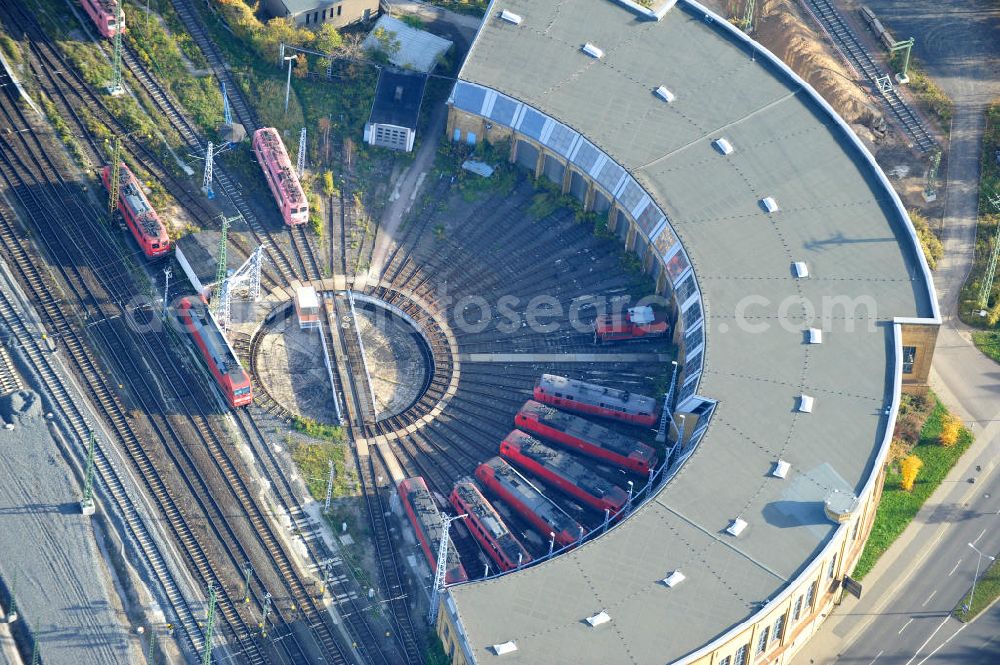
xmin=938 ymin=414 xmax=962 ymax=447
xmin=900 ymin=454 xmax=924 ymax=492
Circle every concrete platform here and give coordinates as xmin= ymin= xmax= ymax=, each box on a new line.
xmin=0 ymin=411 xmax=132 ymax=665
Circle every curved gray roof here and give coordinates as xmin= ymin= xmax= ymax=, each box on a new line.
xmin=445 ymin=1 xmax=938 ymax=663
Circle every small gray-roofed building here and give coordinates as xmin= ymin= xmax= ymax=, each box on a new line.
xmin=364 ymin=68 xmax=426 ymax=152
xmin=362 ymin=14 xmax=454 ymax=73
xmin=439 ymin=1 xmax=939 ymax=664
xmin=263 ymin=0 xmax=377 ymax=29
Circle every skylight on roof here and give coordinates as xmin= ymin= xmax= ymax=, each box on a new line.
xmin=799 ymin=395 xmax=814 ymax=413
xmin=499 ymin=9 xmax=523 ymax=25
xmin=808 ymin=328 xmax=823 ymax=344
xmin=772 ymin=460 xmax=791 ymax=479
xmin=492 ymin=641 xmax=518 ymax=655
xmin=582 ymin=43 xmax=605 ymax=59
xmin=761 ymin=196 xmax=779 ymax=213
xmin=654 ymin=86 xmax=675 ymax=103
xmin=792 ymin=261 xmax=809 ymax=278
xmin=726 ymin=518 xmax=747 ymax=537
xmin=585 ymin=610 xmax=611 ymax=627
xmin=713 ymin=138 xmax=734 ymax=155
xmin=662 ymin=570 xmax=686 ymax=587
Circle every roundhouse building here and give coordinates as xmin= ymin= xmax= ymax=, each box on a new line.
xmin=437 ymin=1 xmax=940 ymax=664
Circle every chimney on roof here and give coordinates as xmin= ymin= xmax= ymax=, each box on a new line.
xmin=394 ymin=85 xmax=404 ymax=102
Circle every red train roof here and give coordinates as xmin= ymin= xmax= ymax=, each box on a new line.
xmin=477 ymin=458 xmax=580 ymax=537
xmin=502 ymin=430 xmax=625 ymax=505
xmin=399 ymin=477 xmax=464 ymax=574
xmin=518 ymin=400 xmax=656 ymax=461
xmin=178 ymin=298 xmax=247 ymax=385
xmin=537 ymin=374 xmax=657 ymax=416
xmin=453 ymin=479 xmax=529 ymax=566
xmin=252 ymin=128 xmax=306 ymax=208
xmin=110 ymin=164 xmax=168 ymax=242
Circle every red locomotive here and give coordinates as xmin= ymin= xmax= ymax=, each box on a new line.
xmin=515 ymin=400 xmax=658 ymax=475
xmin=177 ymin=298 xmax=252 ymax=408
xmin=534 ymin=374 xmax=659 ymax=428
xmin=450 ymin=479 xmax=531 ymax=573
xmin=500 ymin=430 xmax=629 ymax=515
xmin=475 ymin=457 xmax=581 ymax=549
xmin=594 ymin=305 xmax=669 ymax=343
xmin=81 ymin=0 xmax=125 ymax=39
xmin=398 ymin=477 xmax=468 ymax=584
xmin=251 ymin=127 xmax=308 ymax=226
xmin=101 ymin=163 xmax=170 ymax=258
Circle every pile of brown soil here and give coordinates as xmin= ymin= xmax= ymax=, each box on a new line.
xmin=726 ymin=0 xmax=886 ymax=143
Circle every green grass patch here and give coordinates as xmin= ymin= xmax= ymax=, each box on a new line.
xmin=972 ymin=331 xmax=1000 ymax=364
xmin=292 ymin=416 xmax=346 ymax=443
xmin=954 ymin=553 xmax=1000 ymax=621
xmin=288 ymin=435 xmax=352 ymax=503
xmin=125 ymin=3 xmax=224 ymax=137
xmin=0 ymin=34 xmax=22 ymax=65
xmin=853 ymin=398 xmax=973 ymax=579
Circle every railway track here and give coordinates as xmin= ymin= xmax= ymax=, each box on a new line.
xmin=800 ymin=0 xmax=936 ymax=152
xmin=0 ymin=77 xmax=233 ymax=661
xmin=0 ymin=222 xmax=206 ymax=656
xmin=0 ymin=48 xmax=349 ymax=665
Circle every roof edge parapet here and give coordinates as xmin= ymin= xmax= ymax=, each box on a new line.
xmin=607 ymin=0 xmax=679 ymax=21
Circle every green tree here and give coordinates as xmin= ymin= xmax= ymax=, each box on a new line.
xmin=314 ymin=23 xmax=344 ymax=54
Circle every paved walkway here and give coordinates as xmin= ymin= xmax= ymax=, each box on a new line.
xmin=367 ymin=100 xmax=448 ymax=282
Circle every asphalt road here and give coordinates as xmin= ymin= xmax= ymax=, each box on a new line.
xmin=794 ymin=1 xmax=1000 ymax=663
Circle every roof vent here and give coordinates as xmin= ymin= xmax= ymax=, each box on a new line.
xmin=662 ymin=570 xmax=686 ymax=587
xmin=585 ymin=610 xmax=611 ymax=627
xmin=582 ymin=43 xmax=605 ymax=59
xmin=807 ymin=328 xmax=823 ymax=344
xmin=761 ymin=196 xmax=779 ymax=213
xmin=499 ymin=9 xmax=523 ymax=25
xmin=654 ymin=86 xmax=675 ymax=103
xmin=772 ymin=459 xmax=791 ymax=479
xmin=726 ymin=518 xmax=748 ymax=537
xmin=713 ymin=138 xmax=734 ymax=155
xmin=792 ymin=261 xmax=809 ymax=278
xmin=492 ymin=641 xmax=518 ymax=655
xmin=798 ymin=394 xmax=814 ymax=413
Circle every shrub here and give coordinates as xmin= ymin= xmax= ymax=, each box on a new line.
xmin=938 ymin=414 xmax=962 ymax=447
xmin=322 ymin=170 xmax=337 ymax=197
xmin=900 ymin=454 xmax=923 ymax=491
xmin=910 ymin=209 xmax=943 ymax=269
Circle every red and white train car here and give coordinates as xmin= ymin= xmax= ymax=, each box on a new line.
xmin=177 ymin=298 xmax=252 ymax=408
xmin=500 ymin=430 xmax=629 ymax=515
xmin=251 ymin=127 xmax=308 ymax=226
xmin=534 ymin=374 xmax=659 ymax=428
xmin=594 ymin=305 xmax=669 ymax=343
xmin=515 ymin=400 xmax=658 ymax=475
xmin=81 ymin=0 xmax=125 ymax=39
xmin=475 ymin=457 xmax=581 ymax=549
xmin=450 ymin=479 xmax=531 ymax=573
xmin=398 ymin=477 xmax=468 ymax=585
xmin=101 ymin=163 xmax=170 ymax=258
